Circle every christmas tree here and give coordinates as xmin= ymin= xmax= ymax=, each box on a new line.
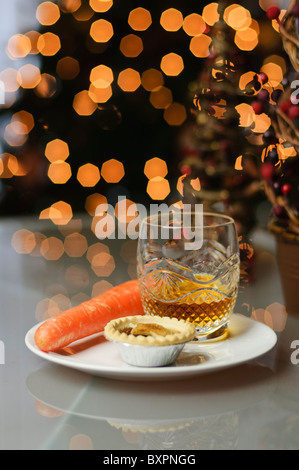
xmin=177 ymin=0 xmax=278 ymax=238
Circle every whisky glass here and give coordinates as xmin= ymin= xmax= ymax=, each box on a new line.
xmin=137 ymin=211 xmax=240 ymax=341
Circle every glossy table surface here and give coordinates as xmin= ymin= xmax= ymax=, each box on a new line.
xmin=1 ymin=215 xmax=299 ymax=451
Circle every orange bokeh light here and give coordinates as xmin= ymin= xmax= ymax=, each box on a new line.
xmin=48 ymin=161 xmax=72 ymax=184
xmin=224 ymin=5 xmax=251 ymax=30
xmin=40 ymin=237 xmax=64 ymax=260
xmin=56 ymin=57 xmax=80 ymax=80
xmin=101 ymin=159 xmax=124 ymax=183
xmin=128 ymin=7 xmax=152 ymax=31
xmin=73 ymin=90 xmax=97 ymax=116
xmin=11 ymin=229 xmax=36 ymax=254
xmin=189 ymin=34 xmax=212 ymax=57
xmin=183 ymin=13 xmax=206 ymax=36
xmin=202 ymin=3 xmax=220 ymax=26
xmin=45 ymin=139 xmax=69 ymax=163
xmin=163 ymin=102 xmax=187 ymax=126
xmin=89 ymin=0 xmax=113 ymax=12
xmin=235 ymin=103 xmax=255 ymax=127
xmin=12 ymin=111 xmax=34 ymax=133
xmin=239 ymin=71 xmax=259 ymax=94
xmin=120 ymin=34 xmax=143 ymax=57
xmin=260 ymin=62 xmax=284 ymax=87
xmin=160 ymin=8 xmax=183 ymax=32
xmin=150 ymin=87 xmax=173 ymax=109
xmin=234 ymin=27 xmax=259 ymax=51
xmin=40 ymin=201 xmax=73 ymax=225
xmin=4 ymin=124 xmax=28 ymax=147
xmin=146 ymin=176 xmax=170 ymax=200
xmin=144 ymin=157 xmax=168 ymax=179
xmin=59 ymin=0 xmax=82 ymax=13
xmin=90 ymin=251 xmax=115 ymax=277
xmin=25 ymin=30 xmax=41 ymax=54
xmin=64 ymin=232 xmax=88 ymax=257
xmin=77 ymin=163 xmax=100 ymax=187
xmin=90 ymin=19 xmax=114 ymax=42
xmin=7 ymin=34 xmax=31 ymax=59
xmin=37 ymin=32 xmax=61 ymax=56
xmin=117 ymin=68 xmax=141 ymax=92
xmin=34 ymin=73 xmax=57 ymax=98
xmin=17 ymin=64 xmax=41 ymax=89
xmin=141 ymin=68 xmax=164 ymax=91
xmin=90 ymin=64 xmax=114 ymax=86
xmin=85 ymin=193 xmax=108 ymax=215
xmin=88 ymin=83 xmax=112 ymax=103
xmin=160 ymin=53 xmax=184 ymax=76
xmin=36 ymin=1 xmax=60 ymax=25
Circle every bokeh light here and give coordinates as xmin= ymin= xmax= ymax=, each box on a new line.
xmin=56 ymin=57 xmax=80 ymax=80
xmin=36 ymin=1 xmax=61 ymax=26
xmin=189 ymin=34 xmax=212 ymax=57
xmin=37 ymin=32 xmax=61 ymax=56
xmin=90 ymin=251 xmax=115 ymax=277
xmin=146 ymin=176 xmax=170 ymax=200
xmin=117 ymin=68 xmax=141 ymax=92
xmin=34 ymin=73 xmax=57 ymax=98
xmin=90 ymin=19 xmax=114 ymax=42
xmin=17 ymin=65 xmax=41 ymax=89
xmin=150 ymin=86 xmax=173 ymax=109
xmin=88 ymin=83 xmax=112 ymax=103
xmin=160 ymin=53 xmax=184 ymax=76
xmin=64 ymin=232 xmax=88 ymax=257
xmin=224 ymin=4 xmax=252 ymax=30
xmin=73 ymin=90 xmax=97 ymax=115
xmin=163 ymin=102 xmax=187 ymax=126
xmin=40 ymin=236 xmax=64 ymax=260
xmin=48 ymin=161 xmax=72 ymax=184
xmin=77 ymin=163 xmax=100 ymax=187
xmin=11 ymin=229 xmax=36 ymax=254
xmin=128 ymin=8 xmax=152 ymax=31
xmin=45 ymin=139 xmax=69 ymax=163
xmin=144 ymin=157 xmax=168 ymax=179
xmin=202 ymin=3 xmax=220 ymax=26
xmin=40 ymin=201 xmax=73 ymax=225
xmin=0 ymin=68 xmax=19 ymax=92
xmin=89 ymin=0 xmax=113 ymax=13
xmin=120 ymin=34 xmax=143 ymax=58
xmin=101 ymin=159 xmax=124 ymax=183
xmin=183 ymin=14 xmax=206 ymax=36
xmin=141 ymin=68 xmax=164 ymax=91
xmin=7 ymin=34 xmax=31 ymax=59
xmin=160 ymin=8 xmax=183 ymax=32
xmin=90 ymin=64 xmax=114 ymax=86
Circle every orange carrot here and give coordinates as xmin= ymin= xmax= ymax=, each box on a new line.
xmin=34 ymin=280 xmax=144 ymax=352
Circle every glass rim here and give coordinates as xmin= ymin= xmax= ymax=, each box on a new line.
xmin=140 ymin=211 xmax=236 ymax=230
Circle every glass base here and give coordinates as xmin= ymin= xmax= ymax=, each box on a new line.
xmin=192 ymin=324 xmax=229 ymax=344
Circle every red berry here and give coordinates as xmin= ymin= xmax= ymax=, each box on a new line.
xmin=288 ymin=105 xmax=299 ymax=120
xmin=259 ymin=72 xmax=268 ymax=84
xmin=279 ymin=100 xmax=292 ymax=114
xmin=252 ymin=100 xmax=264 ymax=115
xmin=180 ymin=164 xmax=191 ymax=175
xmin=261 ymin=162 xmax=275 ymax=180
xmin=281 ymin=183 xmax=292 ymax=195
xmin=266 ymin=6 xmax=281 ymax=20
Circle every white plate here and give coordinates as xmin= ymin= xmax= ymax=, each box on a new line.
xmin=25 ymin=314 xmax=277 ymax=381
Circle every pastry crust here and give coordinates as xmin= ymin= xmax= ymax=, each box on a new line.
xmin=104 ymin=315 xmax=196 ymax=346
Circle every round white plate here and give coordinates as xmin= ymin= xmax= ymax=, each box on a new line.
xmin=25 ymin=314 xmax=277 ymax=381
